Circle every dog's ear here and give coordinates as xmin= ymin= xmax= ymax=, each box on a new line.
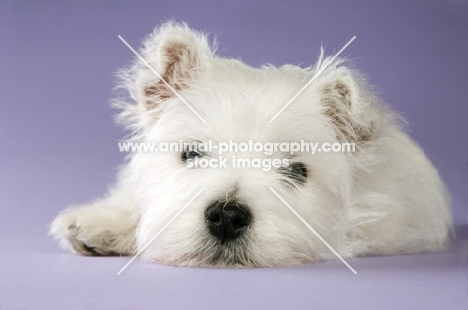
xmin=317 ymin=61 xmax=387 ymax=143
xmin=134 ymin=22 xmax=214 ymax=109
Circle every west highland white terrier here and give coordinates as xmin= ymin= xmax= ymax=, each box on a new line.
xmin=50 ymin=22 xmax=452 ymax=267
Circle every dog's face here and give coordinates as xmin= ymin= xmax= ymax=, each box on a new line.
xmin=117 ymin=23 xmax=385 ymax=266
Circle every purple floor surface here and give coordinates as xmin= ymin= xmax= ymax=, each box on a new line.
xmin=1 ymin=234 xmax=467 ymax=310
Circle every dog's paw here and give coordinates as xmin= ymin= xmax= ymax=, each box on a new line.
xmin=49 ymin=207 xmax=132 ymax=256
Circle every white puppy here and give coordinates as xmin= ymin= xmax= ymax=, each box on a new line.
xmin=50 ymin=22 xmax=452 ymax=267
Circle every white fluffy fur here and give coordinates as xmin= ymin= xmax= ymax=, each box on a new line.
xmin=50 ymin=22 xmax=453 ymax=267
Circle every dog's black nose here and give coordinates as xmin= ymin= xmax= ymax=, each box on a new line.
xmin=205 ymin=201 xmax=252 ymax=244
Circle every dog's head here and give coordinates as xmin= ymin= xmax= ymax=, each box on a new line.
xmin=115 ymin=22 xmax=393 ymax=266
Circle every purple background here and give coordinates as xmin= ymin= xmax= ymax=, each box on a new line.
xmin=1 ymin=1 xmax=467 ymax=309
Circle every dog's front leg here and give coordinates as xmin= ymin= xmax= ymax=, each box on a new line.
xmin=49 ymin=187 xmax=139 ymax=256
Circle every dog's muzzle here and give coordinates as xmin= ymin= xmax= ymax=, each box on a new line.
xmin=205 ymin=200 xmax=252 ymax=244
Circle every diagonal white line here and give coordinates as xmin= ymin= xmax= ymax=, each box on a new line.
xmin=268 ymin=36 xmax=356 ymax=123
xmin=117 ymin=187 xmax=206 ymax=275
xmin=268 ymin=187 xmax=357 ymax=274
xmin=118 ymin=35 xmax=207 ymax=124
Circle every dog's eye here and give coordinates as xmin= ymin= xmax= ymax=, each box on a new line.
xmin=181 ymin=148 xmax=204 ymax=162
xmin=279 ymin=162 xmax=307 ymax=184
